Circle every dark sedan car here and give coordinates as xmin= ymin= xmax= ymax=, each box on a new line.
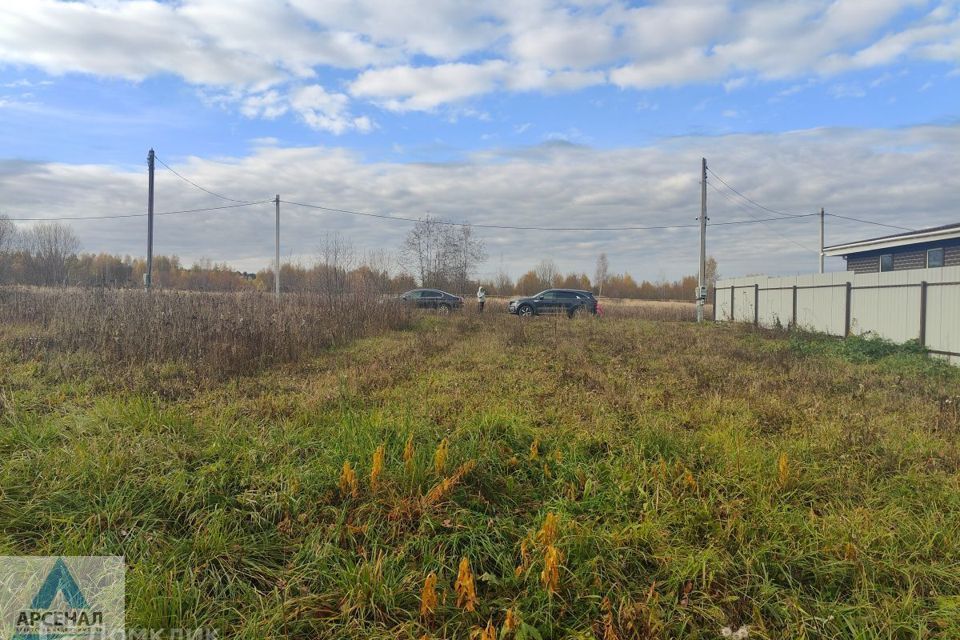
xmin=398 ymin=288 xmax=464 ymax=313
xmin=508 ymin=289 xmax=598 ymax=318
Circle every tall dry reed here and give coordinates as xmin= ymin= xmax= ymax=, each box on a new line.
xmin=0 ymin=286 xmax=412 ymax=376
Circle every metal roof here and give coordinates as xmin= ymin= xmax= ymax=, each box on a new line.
xmin=823 ymin=222 xmax=960 ymax=257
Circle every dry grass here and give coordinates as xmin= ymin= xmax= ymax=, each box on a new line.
xmin=0 ymin=286 xmax=413 ymax=378
xmin=598 ymin=297 xmax=709 ymax=321
xmin=1 ymin=293 xmax=958 ymax=638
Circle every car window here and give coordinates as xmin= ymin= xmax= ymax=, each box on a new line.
xmin=540 ymin=291 xmax=558 ymax=300
xmin=422 ymin=290 xmax=442 ymax=298
xmin=556 ymin=291 xmax=577 ymax=299
xmin=406 ymin=291 xmax=422 ymax=299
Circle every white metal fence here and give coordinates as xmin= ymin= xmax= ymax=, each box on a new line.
xmin=714 ymin=266 xmax=960 ymax=364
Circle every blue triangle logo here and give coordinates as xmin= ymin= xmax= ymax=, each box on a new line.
xmin=13 ymin=558 xmax=91 ymax=639
xmin=30 ymin=558 xmax=89 ymax=610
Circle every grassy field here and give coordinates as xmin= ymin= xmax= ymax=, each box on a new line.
xmin=485 ymin=296 xmax=710 ymax=322
xmin=2 ymin=301 xmax=960 ymax=639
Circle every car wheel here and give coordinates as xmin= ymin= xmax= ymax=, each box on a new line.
xmin=518 ymin=304 xmax=534 ymax=317
xmin=437 ymin=303 xmax=451 ymax=314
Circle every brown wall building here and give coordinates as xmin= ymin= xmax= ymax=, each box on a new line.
xmin=824 ymin=223 xmax=960 ymax=274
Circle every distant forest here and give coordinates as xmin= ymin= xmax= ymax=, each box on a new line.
xmin=0 ymin=216 xmax=716 ymax=300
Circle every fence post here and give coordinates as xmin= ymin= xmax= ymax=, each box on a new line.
xmin=730 ymin=286 xmax=735 ymax=322
xmin=791 ymin=285 xmax=798 ymax=329
xmin=711 ymin=286 xmax=717 ymax=321
xmin=844 ymin=282 xmax=852 ymax=337
xmin=919 ymin=281 xmax=928 ymax=347
xmin=754 ymin=284 xmax=760 ymax=326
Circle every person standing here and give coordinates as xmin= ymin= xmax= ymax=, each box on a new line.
xmin=477 ymin=285 xmax=486 ymax=313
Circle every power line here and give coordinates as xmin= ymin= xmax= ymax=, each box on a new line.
xmin=4 ymin=201 xmax=271 ymax=222
xmin=707 ymin=166 xmax=916 ymax=232
xmin=824 ymin=212 xmax=914 ymax=232
xmin=154 ymin=155 xmax=262 ymax=204
xmin=707 ymin=182 xmax=819 ymax=253
xmin=280 ymin=199 xmax=818 ymax=232
xmin=706 ymin=167 xmax=810 ymax=218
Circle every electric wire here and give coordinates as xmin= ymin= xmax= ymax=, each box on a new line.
xmin=707 ymin=166 xmax=916 ymax=232
xmin=154 ymin=155 xmax=265 ymax=204
xmin=280 ymin=199 xmax=818 ymax=231
xmin=707 ymin=182 xmax=820 ymax=253
xmin=4 ymin=159 xmax=912 ymax=236
xmin=705 ymin=167 xmax=810 ymax=218
xmin=822 ymin=212 xmax=914 ymax=232
xmin=3 ymin=201 xmax=271 ymax=222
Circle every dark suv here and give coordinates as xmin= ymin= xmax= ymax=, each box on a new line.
xmin=508 ymin=289 xmax=598 ymax=318
xmin=398 ymin=289 xmax=464 ymax=313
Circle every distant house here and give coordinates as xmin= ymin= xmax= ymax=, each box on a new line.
xmin=824 ymin=222 xmax=960 ymax=274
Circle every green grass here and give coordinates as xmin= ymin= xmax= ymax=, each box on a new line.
xmin=1 ymin=315 xmax=959 ymax=639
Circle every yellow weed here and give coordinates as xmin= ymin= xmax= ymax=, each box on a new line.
xmin=420 ymin=571 xmax=438 ymax=619
xmin=455 ymin=557 xmax=478 ymax=612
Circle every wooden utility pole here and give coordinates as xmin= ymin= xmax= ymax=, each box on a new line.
xmin=274 ymin=195 xmax=281 ymax=300
xmin=146 ymin=148 xmax=155 ymax=289
xmin=819 ymin=207 xmax=825 ymax=274
xmin=697 ymin=157 xmax=707 ymax=323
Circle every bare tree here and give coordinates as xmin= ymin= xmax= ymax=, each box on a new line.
xmin=361 ymin=248 xmax=396 ymax=294
xmin=0 ymin=214 xmax=16 ymax=285
xmin=534 ymin=259 xmax=559 ymax=290
xmin=316 ymin=231 xmax=356 ymax=301
xmin=22 ymin=222 xmax=80 ymax=285
xmin=594 ymin=252 xmax=609 ymax=297
xmin=705 ymin=256 xmax=719 ymax=289
xmin=401 ymin=216 xmax=444 ymax=287
xmin=493 ymin=270 xmax=514 ymax=296
xmin=401 ymin=216 xmax=485 ymax=292
xmin=0 ymin=214 xmax=15 ymax=254
xmin=445 ymin=223 xmax=487 ymax=294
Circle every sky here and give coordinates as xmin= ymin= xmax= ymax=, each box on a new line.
xmin=0 ymin=0 xmax=959 ymax=281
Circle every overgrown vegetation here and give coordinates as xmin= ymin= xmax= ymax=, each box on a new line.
xmin=0 ymin=287 xmax=413 ymax=378
xmin=1 ymin=305 xmax=958 ymax=639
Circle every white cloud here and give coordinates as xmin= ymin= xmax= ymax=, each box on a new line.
xmin=0 ymin=1 xmax=957 ymax=116
xmin=830 ymin=83 xmax=866 ymax=98
xmin=776 ymin=78 xmax=820 ymax=98
xmin=290 ymin=85 xmax=373 ymax=134
xmin=240 ymin=91 xmax=288 ymax=120
xmin=508 ymin=8 xmax=620 ymax=69
xmin=350 ymin=61 xmax=510 ymax=111
xmin=820 ymin=5 xmax=960 ymax=73
xmin=231 ymin=85 xmax=373 ymax=134
xmin=344 ymin=57 xmax=605 ymax=113
xmin=2 ymin=124 xmax=958 ymax=279
xmin=287 ymin=0 xmax=503 ymax=60
xmin=0 ymin=1 xmax=284 ymax=88
xmin=724 ymin=77 xmax=749 ymax=93
xmin=611 ymin=48 xmax=723 ymax=89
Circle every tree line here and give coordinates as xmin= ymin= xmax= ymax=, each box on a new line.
xmin=0 ymin=215 xmax=716 ymax=300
